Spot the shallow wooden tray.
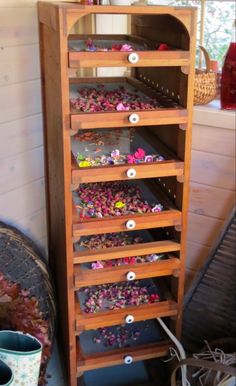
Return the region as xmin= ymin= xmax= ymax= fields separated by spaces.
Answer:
xmin=70 ymin=77 xmax=188 ymax=130
xmin=77 ymin=319 xmax=170 ymax=372
xmin=71 ymin=128 xmax=184 ymax=184
xmin=75 ymin=279 xmax=178 ymax=332
xmin=68 ymin=34 xmax=190 ymax=68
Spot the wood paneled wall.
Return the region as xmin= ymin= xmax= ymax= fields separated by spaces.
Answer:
xmin=185 ymin=121 xmax=235 ymax=290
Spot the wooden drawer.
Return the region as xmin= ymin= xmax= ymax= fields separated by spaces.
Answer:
xmin=74 ymin=257 xmax=180 ymax=287
xmin=70 ymin=77 xmax=188 ymax=130
xmin=72 ymin=160 xmax=184 ymax=185
xmin=68 ymin=34 xmax=190 ymax=69
xmin=72 ymin=179 xmax=182 ymax=236
xmin=75 ymin=299 xmax=178 ymax=332
xmin=77 ymin=319 xmax=170 ymax=372
xmin=71 ymin=110 xmax=188 ymax=130
xmin=73 ymin=209 xmax=181 ymax=237
xmin=71 ymin=125 xmax=184 ymax=184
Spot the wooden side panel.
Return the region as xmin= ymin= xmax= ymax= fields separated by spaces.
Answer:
xmin=39 ymin=5 xmax=76 ymax=386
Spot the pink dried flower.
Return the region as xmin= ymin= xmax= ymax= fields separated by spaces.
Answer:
xmin=120 ymin=44 xmax=133 ymax=52
xmin=91 ymin=261 xmax=104 ymax=270
xmin=116 ymin=102 xmax=129 ymax=111
xmin=127 ymin=154 xmax=136 ymax=164
xmin=134 ymin=148 xmax=146 ymax=160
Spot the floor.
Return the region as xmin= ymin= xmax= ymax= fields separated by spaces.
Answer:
xmin=46 ymin=342 xmax=66 ymax=386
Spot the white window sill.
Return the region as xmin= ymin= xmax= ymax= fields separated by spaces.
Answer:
xmin=193 ymin=99 xmax=235 ymax=130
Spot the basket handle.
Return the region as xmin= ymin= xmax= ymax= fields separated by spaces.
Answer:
xmin=198 ymin=45 xmax=211 ymax=72
xmin=171 ymin=358 xmax=236 ymax=386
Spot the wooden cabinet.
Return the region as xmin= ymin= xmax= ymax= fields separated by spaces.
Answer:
xmin=38 ymin=3 xmax=197 ymax=386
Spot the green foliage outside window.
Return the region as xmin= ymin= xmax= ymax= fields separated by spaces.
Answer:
xmin=170 ymin=0 xmax=235 ymax=68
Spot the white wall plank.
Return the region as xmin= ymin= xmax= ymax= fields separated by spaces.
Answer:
xmin=0 ymin=178 xmax=45 ymax=222
xmin=187 ymin=212 xmax=224 ymax=247
xmin=191 ymin=150 xmax=235 ymax=190
xmin=0 ymin=0 xmax=80 ymax=7
xmin=192 ymin=125 xmax=236 ymax=157
xmin=0 ymin=80 xmax=41 ymax=123
xmin=0 ymin=114 xmax=43 ymax=159
xmin=189 ymin=182 xmax=235 ymax=220
xmin=0 ymin=44 xmax=40 ymax=86
xmin=186 ymin=240 xmax=210 ymax=271
xmin=0 ymin=146 xmax=44 ymax=194
xmin=1 ymin=208 xmax=47 ymax=252
xmin=13 ymin=207 xmax=47 ymax=244
xmin=0 ymin=8 xmax=38 ymax=46
xmin=37 ymin=236 xmax=48 ymax=258
xmin=185 ymin=268 xmax=197 ymax=292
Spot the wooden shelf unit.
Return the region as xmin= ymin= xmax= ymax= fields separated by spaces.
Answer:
xmin=38 ymin=3 xmax=197 ymax=386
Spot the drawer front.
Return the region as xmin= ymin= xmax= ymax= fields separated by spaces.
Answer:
xmin=73 ymin=210 xmax=182 ymax=237
xmin=70 ymin=110 xmax=188 ymax=130
xmin=74 ymin=240 xmax=181 ymax=264
xmin=76 ymin=300 xmax=178 ymax=332
xmin=72 ymin=161 xmax=184 ymax=184
xmin=77 ymin=341 xmax=170 ymax=372
xmin=69 ymin=50 xmax=190 ymax=69
xmin=74 ymin=258 xmax=180 ymax=287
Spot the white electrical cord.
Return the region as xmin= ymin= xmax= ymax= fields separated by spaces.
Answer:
xmin=157 ymin=317 xmax=190 ymax=386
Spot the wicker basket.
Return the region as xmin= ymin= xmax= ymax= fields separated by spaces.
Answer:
xmin=194 ymin=46 xmax=217 ymax=105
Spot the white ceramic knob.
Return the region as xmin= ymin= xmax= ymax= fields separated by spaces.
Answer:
xmin=126 ymin=271 xmax=136 ymax=281
xmin=126 ymin=219 xmax=136 ymax=230
xmin=128 ymin=113 xmax=139 ymax=124
xmin=125 ymin=314 xmax=134 ymax=324
xmin=124 ymin=355 xmax=133 ymax=365
xmin=128 ymin=52 xmax=139 ymax=64
xmin=126 ymin=168 xmax=137 ymax=178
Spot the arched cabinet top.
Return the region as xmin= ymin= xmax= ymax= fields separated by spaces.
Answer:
xmin=38 ymin=2 xmax=197 ymax=46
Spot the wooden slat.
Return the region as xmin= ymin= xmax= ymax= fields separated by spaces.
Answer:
xmin=0 ymin=146 xmax=44 ymax=195
xmin=191 ymin=150 xmax=236 ymax=190
xmin=73 ymin=209 xmax=182 ymax=237
xmin=186 ymin=240 xmax=210 ymax=271
xmin=187 ymin=213 xmax=224 ymax=248
xmin=0 ymin=114 xmax=43 ymax=159
xmin=189 ymin=182 xmax=235 ymax=220
xmin=0 ymin=7 xmax=39 ymax=46
xmin=192 ymin=124 xmax=236 ymax=157
xmin=74 ymin=257 xmax=180 ymax=287
xmin=13 ymin=207 xmax=47 ymax=244
xmin=77 ymin=341 xmax=170 ymax=372
xmin=0 ymin=178 xmax=45 ymax=222
xmin=0 ymin=80 xmax=41 ymax=124
xmin=76 ymin=300 xmax=178 ymax=332
xmin=0 ymin=0 xmax=75 ymax=5
xmin=0 ymin=44 xmax=40 ymax=86
xmin=74 ymin=240 xmax=181 ymax=263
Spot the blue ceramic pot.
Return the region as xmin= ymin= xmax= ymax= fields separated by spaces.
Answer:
xmin=0 ymin=331 xmax=42 ymax=386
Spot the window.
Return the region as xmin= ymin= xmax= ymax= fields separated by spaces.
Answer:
xmin=171 ymin=0 xmax=235 ymax=68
